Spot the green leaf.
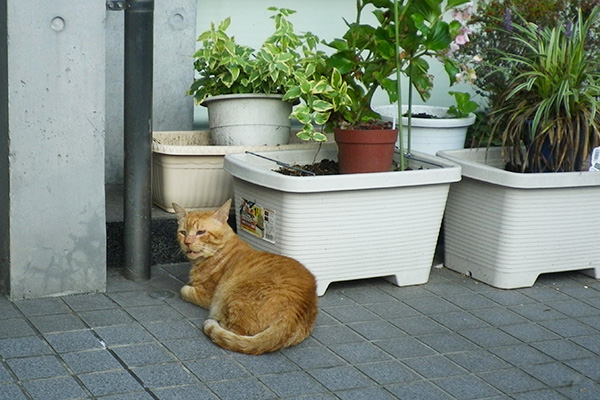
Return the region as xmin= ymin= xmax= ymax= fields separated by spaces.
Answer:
xmin=296 ymin=128 xmax=313 ymax=141
xmin=283 ymin=86 xmax=301 ymax=101
xmin=312 ymin=100 xmax=333 ymax=112
xmin=217 ymin=17 xmax=231 ymax=31
xmin=314 ymin=112 xmax=331 ymax=125
xmin=312 ymin=131 xmax=328 ymax=142
xmin=425 ymin=21 xmax=451 ymax=51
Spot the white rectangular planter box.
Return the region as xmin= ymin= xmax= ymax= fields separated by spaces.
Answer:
xmin=152 ymin=131 xmax=324 ymax=212
xmin=438 ymin=147 xmax=600 ymax=289
xmin=224 ymin=147 xmax=461 ymax=295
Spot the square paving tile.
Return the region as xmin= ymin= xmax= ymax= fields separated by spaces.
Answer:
xmin=94 ymin=324 xmax=155 ymax=347
xmin=478 ymin=369 xmax=547 ymax=394
xmin=374 ymin=337 xmax=437 ymax=359
xmin=500 ymin=323 xmax=562 ymax=343
xmin=347 ymin=321 xmax=406 ymax=340
xmin=60 ymin=349 xmax=123 ymax=374
xmin=386 ymin=379 xmax=454 ymax=400
xmin=13 ymin=298 xmax=70 ymax=317
xmin=61 ymin=293 xmax=118 ymax=312
xmin=445 ymin=351 xmax=512 ymax=372
xmin=207 ymin=378 xmax=275 ymax=400
xmin=185 ymin=357 xmax=249 ymax=382
xmin=0 ymin=318 xmax=36 ymax=339
xmin=531 ymin=339 xmax=596 ymax=361
xmin=132 ymin=363 xmax=199 ymax=388
xmin=44 ymin=330 xmax=105 ymax=353
xmin=355 ymin=360 xmax=419 ymax=385
xmin=162 ymin=337 xmax=226 ymax=360
xmin=401 ymin=355 xmax=467 ymax=379
xmin=29 ymin=314 xmax=86 ymax=334
xmin=328 ymin=342 xmax=391 ymax=364
xmin=0 ymin=383 xmax=28 ymax=400
xmin=336 ymin=386 xmax=399 ymax=400
xmin=0 ymin=336 xmax=54 ymax=359
xmin=322 ymin=305 xmax=381 ymax=324
xmin=433 ymin=374 xmax=501 ymax=400
xmin=391 ymin=315 xmax=450 ymax=336
xmin=79 ymin=370 xmax=143 ymax=397
xmin=522 ymin=362 xmax=587 ymax=388
xmin=111 ymin=343 xmax=175 ymax=367
xmin=6 ymin=355 xmax=69 ymax=381
xmin=282 ymin=345 xmax=346 ymax=370
xmin=260 ymin=371 xmax=327 ymax=397
xmin=311 ymin=324 xmax=365 ymax=345
xmin=142 ymin=320 xmax=200 ymax=341
xmin=151 ymin=384 xmax=218 ymax=400
xmin=22 ymin=376 xmax=88 ymax=400
xmin=308 ymin=365 xmax=374 ymax=392
xmin=233 ymin=352 xmax=299 ymax=376
xmin=78 ymin=309 xmax=134 ymax=327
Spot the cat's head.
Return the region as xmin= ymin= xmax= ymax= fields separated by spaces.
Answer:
xmin=172 ymin=200 xmax=233 ymax=261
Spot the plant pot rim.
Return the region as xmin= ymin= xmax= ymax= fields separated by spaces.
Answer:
xmin=375 ymin=104 xmax=476 ymax=128
xmin=438 ymin=147 xmax=600 ymax=189
xmin=202 ymin=93 xmax=286 ymax=106
xmin=224 ymin=145 xmax=461 ymax=193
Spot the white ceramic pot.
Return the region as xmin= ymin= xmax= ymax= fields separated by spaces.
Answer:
xmin=375 ymin=104 xmax=476 ymax=155
xmin=203 ymin=93 xmax=292 ymax=146
xmin=438 ymin=147 xmax=600 ymax=289
xmin=224 ymin=146 xmax=461 ymax=295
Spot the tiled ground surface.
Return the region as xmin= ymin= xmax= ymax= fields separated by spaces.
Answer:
xmin=1 ymin=264 xmax=600 ymax=400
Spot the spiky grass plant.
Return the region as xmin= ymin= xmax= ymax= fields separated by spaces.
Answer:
xmin=488 ymin=6 xmax=600 ymax=172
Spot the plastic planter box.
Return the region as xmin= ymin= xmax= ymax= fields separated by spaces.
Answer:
xmin=438 ymin=147 xmax=600 ymax=289
xmin=152 ymin=131 xmax=323 ymax=212
xmin=224 ymin=146 xmax=461 ymax=295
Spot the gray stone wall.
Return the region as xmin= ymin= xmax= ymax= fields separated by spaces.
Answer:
xmin=1 ymin=0 xmax=107 ymax=299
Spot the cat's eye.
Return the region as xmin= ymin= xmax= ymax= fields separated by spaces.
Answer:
xmin=196 ymin=230 xmax=206 ymax=236
xmin=178 ymin=230 xmax=186 ymax=236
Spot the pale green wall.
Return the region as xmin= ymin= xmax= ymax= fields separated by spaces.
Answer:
xmin=193 ymin=0 xmax=476 ymax=128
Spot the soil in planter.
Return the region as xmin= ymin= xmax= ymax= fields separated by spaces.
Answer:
xmin=403 ymin=112 xmax=441 ymax=119
xmin=275 ymin=159 xmax=410 ymax=176
xmin=276 ymin=159 xmax=340 ymax=176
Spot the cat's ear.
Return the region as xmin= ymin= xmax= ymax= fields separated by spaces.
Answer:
xmin=212 ymin=199 xmax=232 ymax=225
xmin=172 ymin=203 xmax=187 ymax=222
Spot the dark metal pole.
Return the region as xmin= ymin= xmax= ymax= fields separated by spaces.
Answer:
xmin=123 ymin=0 xmax=154 ymax=281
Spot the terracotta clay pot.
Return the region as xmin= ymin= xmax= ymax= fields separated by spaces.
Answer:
xmin=334 ymin=128 xmax=398 ymax=174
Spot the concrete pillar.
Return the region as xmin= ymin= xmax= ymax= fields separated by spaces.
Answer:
xmin=105 ymin=0 xmax=197 ymax=184
xmin=0 ymin=0 xmax=106 ymax=299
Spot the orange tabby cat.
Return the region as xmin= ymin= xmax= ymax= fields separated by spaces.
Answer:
xmin=173 ymin=200 xmax=318 ymax=355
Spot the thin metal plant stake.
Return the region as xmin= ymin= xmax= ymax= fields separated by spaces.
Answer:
xmin=394 ymin=0 xmax=406 ymax=170
xmin=245 ymin=151 xmax=316 ymax=176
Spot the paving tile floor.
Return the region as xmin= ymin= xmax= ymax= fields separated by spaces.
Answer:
xmin=1 ymin=264 xmax=600 ymax=400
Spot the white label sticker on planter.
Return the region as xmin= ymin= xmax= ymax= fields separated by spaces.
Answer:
xmin=240 ymin=199 xmax=276 ymax=243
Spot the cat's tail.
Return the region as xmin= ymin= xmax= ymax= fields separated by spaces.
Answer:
xmin=202 ymin=317 xmax=308 ymax=355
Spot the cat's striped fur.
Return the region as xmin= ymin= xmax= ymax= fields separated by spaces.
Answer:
xmin=173 ymin=200 xmax=318 ymax=355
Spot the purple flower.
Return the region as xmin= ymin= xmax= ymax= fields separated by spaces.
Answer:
xmin=503 ymin=8 xmax=513 ymax=32
xmin=565 ymin=21 xmax=572 ymax=38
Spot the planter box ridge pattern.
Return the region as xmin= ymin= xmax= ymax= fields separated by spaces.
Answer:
xmin=438 ymin=147 xmax=600 ymax=289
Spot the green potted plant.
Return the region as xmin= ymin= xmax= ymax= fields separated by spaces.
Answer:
xmin=222 ymin=0 xmax=475 ymax=295
xmin=187 ymin=7 xmax=333 ymax=146
xmin=438 ymin=1 xmax=600 ymax=288
xmin=301 ymin=0 xmax=476 ymax=172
